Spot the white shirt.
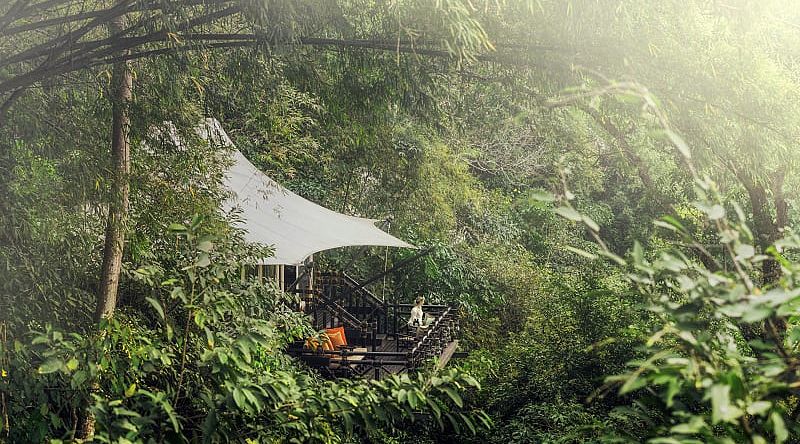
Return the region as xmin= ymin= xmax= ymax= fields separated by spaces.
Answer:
xmin=409 ymin=305 xmax=424 ymax=326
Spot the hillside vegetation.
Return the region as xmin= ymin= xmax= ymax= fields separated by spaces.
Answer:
xmin=2 ymin=1 xmax=800 ymax=443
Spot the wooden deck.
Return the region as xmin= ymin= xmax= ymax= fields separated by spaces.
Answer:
xmin=351 ymin=336 xmax=408 ymax=378
xmin=293 ymin=271 xmax=461 ymax=379
xmin=350 ymin=336 xmax=461 ymax=378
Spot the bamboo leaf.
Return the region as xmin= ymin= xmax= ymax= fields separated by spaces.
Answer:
xmin=554 ymin=206 xmax=582 ymax=222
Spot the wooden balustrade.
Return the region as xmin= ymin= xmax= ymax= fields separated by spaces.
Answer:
xmin=288 ymin=270 xmax=460 ymax=379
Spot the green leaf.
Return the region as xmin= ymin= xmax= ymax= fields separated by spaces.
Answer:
xmin=462 ymin=374 xmax=480 ymax=388
xmin=445 ymin=412 xmax=461 ymax=434
xmin=125 ymin=383 xmax=137 ymax=398
xmin=670 ymin=416 xmax=705 ymax=434
xmin=190 ymin=214 xmax=204 ymax=230
xmin=242 ymin=388 xmax=261 ymax=411
xmin=196 ymin=253 xmax=211 ymax=268
xmin=459 ymin=413 xmax=477 ymax=434
xmin=632 ymin=241 xmax=644 ymax=264
xmin=709 ymin=384 xmax=743 ymax=424
xmin=38 ymin=358 xmax=63 ymax=374
xmin=65 ymin=358 xmax=78 ymax=371
xmin=660 ymin=215 xmax=687 ymax=232
xmin=665 ymin=378 xmax=681 ymax=407
xmin=397 ymin=388 xmax=407 ymax=403
xmin=232 ymin=388 xmax=247 ymax=410
xmin=734 ymin=244 xmax=755 ymax=260
xmin=407 ymin=390 xmax=418 ymax=409
xmin=788 ymin=327 xmax=800 ymax=347
xmin=664 ymin=129 xmax=692 ymax=160
xmin=71 ymin=370 xmax=88 ymax=387
xmin=741 ymin=306 xmax=772 ymax=323
xmin=619 ymin=374 xmax=647 ymax=395
xmin=565 ymin=245 xmax=598 ymax=260
xmin=426 ymin=398 xmax=442 ymax=419
xmin=581 ymin=215 xmax=600 ymax=232
xmin=653 ymin=220 xmax=678 ymax=232
xmin=694 ymin=202 xmax=725 ymax=220
xmin=772 ymin=411 xmax=788 ymax=444
xmin=598 ymin=250 xmax=626 ymax=266
xmin=31 ymin=335 xmax=49 ymax=345
xmin=707 ymin=205 xmax=725 ymax=220
xmin=554 ymin=206 xmax=582 ymax=222
xmin=429 ymin=402 xmax=444 ymax=431
xmin=441 ymin=386 xmax=463 ymax=407
xmin=168 ymin=223 xmax=187 ymax=232
xmin=145 ymin=297 xmax=165 ymax=320
xmin=197 ymin=240 xmax=214 ymax=252
xmin=746 ymin=401 xmax=771 ymax=416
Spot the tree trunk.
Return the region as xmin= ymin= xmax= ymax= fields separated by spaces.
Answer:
xmin=95 ymin=15 xmax=132 ymax=322
xmin=731 ymin=165 xmax=785 ymax=286
xmin=77 ymin=12 xmax=131 ymax=441
xmin=728 ymin=163 xmax=789 ymax=340
xmin=764 ymin=166 xmax=789 ymax=285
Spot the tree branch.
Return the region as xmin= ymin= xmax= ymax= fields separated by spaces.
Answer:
xmin=13 ymin=0 xmax=78 ymax=18
xmin=580 ymin=105 xmax=657 ymax=192
xmin=0 ymin=0 xmax=32 ymax=33
xmin=0 ymin=88 xmax=25 ymax=127
xmin=0 ymin=4 xmax=240 ymax=97
xmin=0 ymin=33 xmax=461 ymax=94
xmin=3 ymin=8 xmax=103 ymax=35
xmin=1 ymin=0 xmax=235 ymax=36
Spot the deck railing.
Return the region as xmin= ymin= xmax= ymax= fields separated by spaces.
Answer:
xmin=316 ymin=272 xmax=390 ymax=334
xmin=289 ymin=301 xmax=459 ymax=379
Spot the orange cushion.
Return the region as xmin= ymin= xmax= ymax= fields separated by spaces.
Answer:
xmin=326 ymin=330 xmax=346 ymax=349
xmin=325 ymin=327 xmax=347 ymax=346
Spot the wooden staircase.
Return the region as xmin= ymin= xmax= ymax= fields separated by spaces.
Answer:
xmin=291 ymin=270 xmax=461 ymax=379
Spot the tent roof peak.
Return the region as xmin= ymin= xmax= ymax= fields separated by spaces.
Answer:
xmin=193 ymin=118 xmax=415 ymax=265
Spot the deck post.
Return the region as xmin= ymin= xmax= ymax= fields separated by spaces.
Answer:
xmin=393 ymin=301 xmax=399 ymax=351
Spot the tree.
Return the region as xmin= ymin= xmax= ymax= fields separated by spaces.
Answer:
xmin=96 ymin=15 xmax=132 ymax=321
xmin=0 ymin=0 xmax=496 ymax=322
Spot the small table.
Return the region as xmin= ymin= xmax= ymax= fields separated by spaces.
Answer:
xmin=330 ymin=347 xmax=368 ymax=368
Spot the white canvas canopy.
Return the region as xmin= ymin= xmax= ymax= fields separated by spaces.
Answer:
xmin=197 ymin=118 xmax=415 ymax=265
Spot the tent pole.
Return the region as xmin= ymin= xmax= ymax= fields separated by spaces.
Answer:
xmin=381 ymin=220 xmax=391 ymax=300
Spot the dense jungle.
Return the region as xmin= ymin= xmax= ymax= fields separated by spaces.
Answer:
xmin=3 ymin=1 xmax=800 ymax=443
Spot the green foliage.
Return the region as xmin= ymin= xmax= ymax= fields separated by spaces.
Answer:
xmin=6 ymin=1 xmax=800 ymax=443
xmin=544 ymin=86 xmax=800 ymax=442
xmin=1 ymin=219 xmax=485 ymax=442
xmin=451 ymin=266 xmax=648 ymax=444
xmin=604 ymin=181 xmax=800 ymax=443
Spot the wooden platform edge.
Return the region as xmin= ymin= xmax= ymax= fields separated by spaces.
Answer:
xmin=435 ymin=340 xmax=459 ymax=370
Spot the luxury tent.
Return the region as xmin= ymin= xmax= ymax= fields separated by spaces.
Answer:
xmin=194 ymin=118 xmax=415 ymax=266
xmin=186 ymin=119 xmax=458 ymax=379
xmin=152 ymin=119 xmax=458 ymax=379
